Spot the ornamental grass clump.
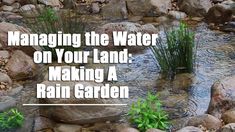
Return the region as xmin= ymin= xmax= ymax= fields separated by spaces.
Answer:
xmin=128 ymin=92 xmax=169 ymax=131
xmin=151 ymin=22 xmax=196 ymax=78
xmin=23 ymin=7 xmax=85 ymax=59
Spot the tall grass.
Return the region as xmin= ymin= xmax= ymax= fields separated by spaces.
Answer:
xmin=151 ymin=22 xmax=196 ymax=78
xmin=22 ymin=7 xmax=85 ymax=59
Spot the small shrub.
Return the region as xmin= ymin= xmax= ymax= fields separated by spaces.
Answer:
xmin=151 ymin=22 xmax=196 ymax=78
xmin=23 ymin=7 xmax=85 ymax=59
xmin=128 ymin=92 xmax=169 ymax=131
xmin=0 ymin=108 xmax=24 ymax=131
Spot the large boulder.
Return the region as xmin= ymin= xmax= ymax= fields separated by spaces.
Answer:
xmin=205 ymin=5 xmax=233 ymax=24
xmin=126 ymin=0 xmax=171 ymax=17
xmin=177 ymin=0 xmax=212 ymax=17
xmin=6 ymin=50 xmax=37 ymax=81
xmin=207 ymin=76 xmax=235 ymax=118
xmin=0 ymin=22 xmax=38 ymax=56
xmin=187 ymin=114 xmax=222 ymax=130
xmin=101 ymin=0 xmax=127 ymax=20
xmin=39 ymin=81 xmax=122 ymax=125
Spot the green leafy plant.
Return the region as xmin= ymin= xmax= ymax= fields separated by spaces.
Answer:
xmin=23 ymin=7 xmax=85 ymax=59
xmin=151 ymin=22 xmax=196 ymax=78
xmin=0 ymin=108 xmax=24 ymax=131
xmin=128 ymin=92 xmax=169 ymax=131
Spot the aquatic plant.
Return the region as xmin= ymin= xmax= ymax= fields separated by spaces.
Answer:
xmin=151 ymin=22 xmax=196 ymax=78
xmin=0 ymin=108 xmax=24 ymax=131
xmin=23 ymin=7 xmax=85 ymax=59
xmin=128 ymin=92 xmax=169 ymax=131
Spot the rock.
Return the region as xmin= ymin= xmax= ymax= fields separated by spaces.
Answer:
xmin=0 ymin=72 xmax=12 ymax=85
xmin=12 ymin=2 xmax=21 ymax=9
xmin=101 ymin=0 xmax=127 ymax=20
xmin=91 ymin=3 xmax=100 ymax=14
xmin=95 ymin=22 xmax=158 ymax=52
xmin=221 ymin=21 xmax=235 ymax=32
xmin=1 ymin=5 xmax=14 ymax=12
xmin=118 ymin=127 xmax=139 ymax=132
xmin=222 ymin=110 xmax=235 ymax=124
xmin=0 ymin=50 xmax=10 ymax=59
xmin=176 ymin=126 xmax=203 ymax=132
xmin=207 ymin=76 xmax=235 ymax=118
xmin=0 ymin=22 xmax=38 ymax=56
xmin=168 ymin=11 xmax=187 ymax=20
xmin=19 ymin=4 xmax=37 ymax=17
xmin=187 ymin=114 xmax=222 ymax=130
xmin=146 ymin=128 xmax=164 ymax=132
xmin=220 ymin=0 xmax=235 ymax=15
xmin=221 ymin=123 xmax=235 ymax=132
xmin=34 ymin=117 xmax=54 ymax=131
xmin=177 ymin=0 xmax=212 ymax=17
xmin=38 ymin=0 xmax=62 ymax=7
xmin=54 ymin=124 xmax=82 ymax=132
xmin=206 ymin=5 xmax=233 ymax=24
xmin=2 ymin=0 xmax=16 ymax=5
xmin=6 ymin=50 xmax=37 ymax=80
xmin=126 ymin=0 xmax=171 ymax=16
xmin=63 ymin=0 xmax=76 ymax=9
xmin=39 ymin=81 xmax=122 ymax=125
xmin=0 ymin=96 xmax=16 ymax=112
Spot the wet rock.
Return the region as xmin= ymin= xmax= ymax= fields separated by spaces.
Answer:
xmin=101 ymin=0 xmax=127 ymax=20
xmin=207 ymin=75 xmax=235 ymax=118
xmin=6 ymin=50 xmax=37 ymax=80
xmin=0 ymin=72 xmax=12 ymax=85
xmin=168 ymin=11 xmax=187 ymax=20
xmin=177 ymin=0 xmax=212 ymax=17
xmin=54 ymin=124 xmax=82 ymax=132
xmin=91 ymin=3 xmax=100 ymax=14
xmin=146 ymin=128 xmax=164 ymax=132
xmin=187 ymin=114 xmax=222 ymax=130
xmin=126 ymin=0 xmax=171 ymax=16
xmin=34 ymin=116 xmax=54 ymax=131
xmin=222 ymin=109 xmax=235 ymax=124
xmin=0 ymin=50 xmax=10 ymax=59
xmin=0 ymin=96 xmax=16 ymax=112
xmin=206 ymin=5 xmax=233 ymax=24
xmin=118 ymin=127 xmax=139 ymax=132
xmin=176 ymin=126 xmax=203 ymax=132
xmin=1 ymin=5 xmax=14 ymax=12
xmin=40 ymin=81 xmax=122 ymax=125
xmin=38 ymin=0 xmax=62 ymax=7
xmin=2 ymin=0 xmax=16 ymax=5
xmin=221 ymin=123 xmax=235 ymax=132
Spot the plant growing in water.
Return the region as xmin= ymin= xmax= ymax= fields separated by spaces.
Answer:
xmin=0 ymin=108 xmax=24 ymax=131
xmin=151 ymin=22 xmax=196 ymax=78
xmin=23 ymin=7 xmax=85 ymax=59
xmin=128 ymin=92 xmax=169 ymax=131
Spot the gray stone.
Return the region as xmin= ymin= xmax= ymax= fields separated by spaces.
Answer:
xmin=0 ymin=72 xmax=12 ymax=85
xmin=0 ymin=50 xmax=10 ymax=59
xmin=176 ymin=126 xmax=203 ymax=132
xmin=38 ymin=0 xmax=62 ymax=7
xmin=169 ymin=11 xmax=187 ymax=20
xmin=91 ymin=3 xmax=100 ymax=14
xmin=178 ymin=0 xmax=212 ymax=17
xmin=2 ymin=0 xmax=16 ymax=5
xmin=0 ymin=96 xmax=16 ymax=112
xmin=1 ymin=5 xmax=14 ymax=12
xmin=221 ymin=123 xmax=235 ymax=132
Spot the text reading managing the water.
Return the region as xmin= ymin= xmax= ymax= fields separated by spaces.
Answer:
xmin=8 ymin=31 xmax=159 ymax=100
